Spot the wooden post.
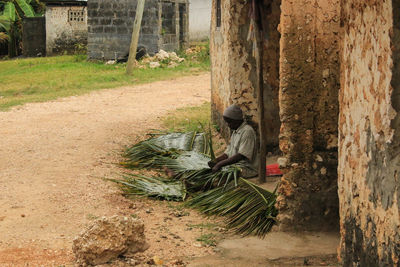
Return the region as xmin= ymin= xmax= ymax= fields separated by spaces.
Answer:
xmin=126 ymin=0 xmax=146 ymax=75
xmin=255 ymin=5 xmax=267 ymax=184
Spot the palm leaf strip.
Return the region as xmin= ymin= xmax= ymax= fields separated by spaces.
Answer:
xmin=122 ymin=132 xmax=208 ymax=169
xmin=160 ymin=152 xmax=240 ymax=191
xmin=110 ymin=174 xmax=186 ymax=201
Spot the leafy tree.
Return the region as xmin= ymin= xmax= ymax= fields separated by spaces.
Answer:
xmin=0 ymin=0 xmax=39 ymax=57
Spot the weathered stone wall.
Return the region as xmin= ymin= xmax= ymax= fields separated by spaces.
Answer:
xmin=45 ymin=5 xmax=88 ymax=55
xmin=87 ymin=0 xmax=188 ymax=60
xmin=276 ymin=0 xmax=340 ymax=231
xmin=22 ymin=17 xmax=46 ymax=57
xmin=210 ymin=0 xmax=281 ymax=149
xmin=339 ymin=0 xmax=400 ymax=265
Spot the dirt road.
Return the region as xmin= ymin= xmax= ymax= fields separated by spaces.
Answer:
xmin=0 ymin=74 xmax=213 ymax=266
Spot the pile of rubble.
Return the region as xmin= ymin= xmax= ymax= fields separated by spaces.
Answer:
xmin=105 ymin=49 xmax=185 ymax=69
xmin=140 ymin=50 xmax=185 ymax=69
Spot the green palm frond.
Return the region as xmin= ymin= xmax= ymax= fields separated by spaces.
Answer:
xmin=121 ymin=141 xmax=180 ymax=169
xmin=122 ymin=132 xmax=211 ymax=169
xmin=15 ymin=0 xmax=35 ymax=17
xmin=0 ymin=32 xmax=8 ymax=43
xmin=0 ymin=19 xmax=9 ymax=31
xmin=3 ymin=2 xmax=16 ymax=22
xmin=110 ymin=174 xmax=186 ymax=201
xmin=187 ymin=178 xmax=278 ymax=237
xmin=156 ymin=151 xmax=240 ymax=190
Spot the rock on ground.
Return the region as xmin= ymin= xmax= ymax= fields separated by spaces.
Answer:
xmin=72 ymin=215 xmax=149 ymax=266
xmin=149 ymin=62 xmax=161 ymax=68
xmin=155 ymin=50 xmax=170 ymax=61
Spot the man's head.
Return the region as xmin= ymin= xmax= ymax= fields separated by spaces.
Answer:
xmin=223 ymin=104 xmax=244 ymax=130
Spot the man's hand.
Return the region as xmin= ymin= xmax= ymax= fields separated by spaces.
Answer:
xmin=210 ymin=154 xmax=245 ymax=173
xmin=208 ymin=154 xmax=229 ymax=171
xmin=212 ymin=162 xmax=223 ymax=173
xmin=207 ymin=160 xmax=216 ymax=168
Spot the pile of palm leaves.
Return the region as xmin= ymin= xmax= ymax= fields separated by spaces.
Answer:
xmin=116 ymin=130 xmax=278 ymax=237
xmin=122 ymin=131 xmax=213 ymax=169
xmin=111 ymin=173 xmax=186 ymax=201
xmin=186 ymin=178 xmax=277 ymax=237
xmin=121 ymin=131 xmax=238 ymax=190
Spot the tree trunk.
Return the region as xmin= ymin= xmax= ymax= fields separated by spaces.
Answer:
xmin=8 ymin=23 xmax=17 ymax=58
xmin=254 ymin=2 xmax=266 ymax=184
xmin=126 ymin=0 xmax=146 ymax=75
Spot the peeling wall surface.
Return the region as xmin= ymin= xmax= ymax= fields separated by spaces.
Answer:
xmin=46 ymin=5 xmax=88 ymax=55
xmin=210 ymin=0 xmax=281 ymax=148
xmin=339 ymin=0 xmax=400 ymax=265
xmin=276 ymin=0 xmax=340 ymax=231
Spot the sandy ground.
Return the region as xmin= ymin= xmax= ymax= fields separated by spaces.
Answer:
xmin=0 ymin=73 xmax=219 ymax=266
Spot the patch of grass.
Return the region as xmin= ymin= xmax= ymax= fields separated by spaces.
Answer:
xmin=162 ymin=102 xmax=211 ymax=132
xmin=187 ymin=222 xmax=220 ymax=230
xmin=196 ymin=233 xmax=217 ymax=247
xmin=86 ymin=214 xmax=99 ymax=220
xmin=130 ymin=213 xmax=140 ymax=219
xmin=0 ymin=47 xmax=210 ymax=111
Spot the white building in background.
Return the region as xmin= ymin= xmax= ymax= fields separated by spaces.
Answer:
xmin=42 ymin=0 xmax=88 ymax=55
xmin=189 ymin=0 xmax=211 ymax=41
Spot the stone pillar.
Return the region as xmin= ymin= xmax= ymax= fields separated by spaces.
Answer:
xmin=277 ymin=0 xmax=340 ymax=231
xmin=210 ymin=0 xmax=281 ymax=149
xmin=339 ymin=0 xmax=400 ymax=265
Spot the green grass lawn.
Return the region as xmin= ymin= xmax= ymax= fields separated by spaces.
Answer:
xmin=162 ymin=102 xmax=211 ymax=132
xmin=0 ymin=48 xmax=210 ymax=111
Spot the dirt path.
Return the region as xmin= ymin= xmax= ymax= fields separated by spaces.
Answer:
xmin=0 ymin=73 xmax=214 ymax=266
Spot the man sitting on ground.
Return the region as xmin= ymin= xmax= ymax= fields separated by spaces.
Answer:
xmin=208 ymin=104 xmax=258 ymax=178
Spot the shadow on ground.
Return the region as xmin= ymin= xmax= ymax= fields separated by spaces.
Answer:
xmin=189 ymin=231 xmax=340 ymax=266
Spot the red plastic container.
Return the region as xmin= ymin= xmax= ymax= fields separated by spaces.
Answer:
xmin=266 ymin=163 xmax=283 ymax=176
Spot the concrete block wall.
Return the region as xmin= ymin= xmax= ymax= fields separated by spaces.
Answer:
xmin=87 ymin=0 xmax=188 ymax=60
xmin=87 ymin=0 xmax=160 ymax=60
xmin=22 ymin=17 xmax=46 ymax=57
xmin=339 ymin=0 xmax=400 ymax=265
xmin=276 ymin=0 xmax=340 ymax=231
xmin=159 ymin=1 xmax=180 ymax=51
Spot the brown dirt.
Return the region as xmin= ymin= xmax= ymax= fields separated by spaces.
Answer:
xmin=0 ymin=73 xmax=222 ymax=266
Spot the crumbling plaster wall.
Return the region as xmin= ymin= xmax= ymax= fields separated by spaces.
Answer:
xmin=339 ymin=0 xmax=400 ymax=265
xmin=210 ymin=0 xmax=281 ymax=148
xmin=46 ymin=5 xmax=87 ymax=55
xmin=276 ymin=0 xmax=340 ymax=231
